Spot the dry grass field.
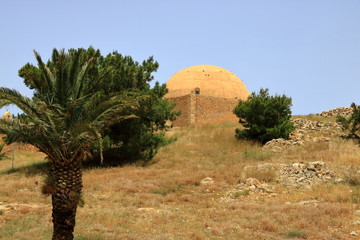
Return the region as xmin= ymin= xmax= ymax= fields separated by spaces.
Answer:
xmin=1 ymin=117 xmax=360 ymax=239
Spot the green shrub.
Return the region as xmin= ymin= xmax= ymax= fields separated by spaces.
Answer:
xmin=286 ymin=230 xmax=308 ymax=239
xmin=351 ymin=187 xmax=360 ymax=203
xmin=234 ymin=88 xmax=295 ymax=144
xmin=337 ymin=102 xmax=360 ymax=144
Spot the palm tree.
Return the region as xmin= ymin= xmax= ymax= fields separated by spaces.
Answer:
xmin=0 ymin=49 xmax=139 ymax=240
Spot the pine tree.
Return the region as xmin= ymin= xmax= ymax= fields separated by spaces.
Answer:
xmin=234 ymin=88 xmax=295 ymax=144
xmin=337 ymin=103 xmax=360 ymax=144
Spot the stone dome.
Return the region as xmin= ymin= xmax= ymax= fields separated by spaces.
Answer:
xmin=2 ymin=109 xmax=12 ymax=121
xmin=165 ymin=65 xmax=250 ymax=100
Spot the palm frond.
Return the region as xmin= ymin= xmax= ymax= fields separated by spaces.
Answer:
xmin=51 ymin=48 xmax=59 ymax=63
xmin=73 ymin=58 xmax=91 ymax=100
xmin=85 ymin=93 xmax=141 ymax=128
xmin=33 ymin=50 xmax=55 ymax=94
xmin=67 ymin=123 xmax=104 ymax=163
xmin=68 ymin=50 xmax=82 ymax=100
xmin=0 ymin=87 xmax=42 ymax=118
xmin=54 ymin=49 xmax=68 ymax=106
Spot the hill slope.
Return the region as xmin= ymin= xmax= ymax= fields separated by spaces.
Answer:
xmin=1 ymin=114 xmax=360 ymax=239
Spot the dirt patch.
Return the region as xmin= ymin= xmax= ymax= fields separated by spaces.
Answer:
xmin=0 ymin=201 xmax=49 ymax=213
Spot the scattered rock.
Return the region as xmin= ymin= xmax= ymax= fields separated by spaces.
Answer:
xmin=284 ymin=200 xmax=319 ymax=205
xmin=352 ymin=220 xmax=360 ymax=225
xmin=200 ymin=177 xmax=214 ymax=185
xmin=334 ymin=178 xmax=345 ymax=184
xmin=263 ymin=138 xmax=303 ymax=152
xmin=242 ymin=161 xmax=336 ymax=189
xmin=263 ymin=118 xmax=342 ymax=152
xmin=291 ymin=118 xmax=342 ymax=132
xmin=296 ymin=200 xmax=318 ymax=205
xmin=224 ymin=177 xmax=275 ymax=199
xmin=350 ymin=231 xmax=358 ymax=236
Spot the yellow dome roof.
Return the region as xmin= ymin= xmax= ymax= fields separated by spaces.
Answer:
xmin=2 ymin=110 xmax=12 ymax=120
xmin=165 ymin=65 xmax=249 ymax=100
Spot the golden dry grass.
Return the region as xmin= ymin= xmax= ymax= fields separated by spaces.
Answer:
xmin=1 ymin=120 xmax=360 ymax=239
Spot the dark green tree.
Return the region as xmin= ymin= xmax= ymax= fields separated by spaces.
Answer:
xmin=106 ymin=82 xmax=178 ymax=162
xmin=0 ymin=49 xmax=140 ymax=239
xmin=0 ymin=143 xmax=9 ymax=160
xmin=19 ymin=47 xmax=179 ymax=164
xmin=234 ymin=88 xmax=295 ymax=144
xmin=337 ymin=103 xmax=360 ymax=144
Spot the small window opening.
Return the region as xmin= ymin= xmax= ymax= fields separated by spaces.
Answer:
xmin=195 ymin=87 xmax=200 ymax=95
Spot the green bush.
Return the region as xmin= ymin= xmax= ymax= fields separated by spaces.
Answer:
xmin=337 ymin=103 xmax=360 ymax=144
xmin=234 ymin=88 xmax=295 ymax=144
xmin=286 ymin=230 xmax=308 ymax=239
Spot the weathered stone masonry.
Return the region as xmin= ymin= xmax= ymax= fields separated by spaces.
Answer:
xmin=167 ymin=93 xmax=239 ymax=126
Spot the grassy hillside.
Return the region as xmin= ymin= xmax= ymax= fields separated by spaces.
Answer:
xmin=1 ymin=118 xmax=360 ymax=239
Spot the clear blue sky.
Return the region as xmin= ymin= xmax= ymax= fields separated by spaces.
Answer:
xmin=0 ymin=0 xmax=359 ymax=115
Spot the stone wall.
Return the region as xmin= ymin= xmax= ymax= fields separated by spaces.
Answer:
xmin=194 ymin=95 xmax=239 ymax=124
xmin=167 ymin=94 xmax=240 ymax=126
xmin=167 ymin=95 xmax=192 ymax=126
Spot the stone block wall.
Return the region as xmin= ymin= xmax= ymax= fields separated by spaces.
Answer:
xmin=167 ymin=95 xmax=192 ymax=126
xmin=167 ymin=94 xmax=240 ymax=126
xmin=194 ymin=95 xmax=239 ymax=124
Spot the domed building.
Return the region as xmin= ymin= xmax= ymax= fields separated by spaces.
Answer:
xmin=165 ymin=65 xmax=250 ymax=126
xmin=2 ymin=109 xmax=12 ymax=121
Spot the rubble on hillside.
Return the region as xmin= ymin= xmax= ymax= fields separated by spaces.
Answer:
xmin=223 ymin=177 xmax=276 ymax=201
xmin=317 ymin=106 xmax=353 ymax=118
xmin=241 ymin=161 xmax=339 ymax=190
xmin=291 ymin=118 xmax=342 ymax=140
xmin=278 ymin=161 xmax=336 ymax=189
xmin=222 ymin=161 xmax=340 ymax=202
xmin=291 ymin=118 xmax=342 ymax=131
xmin=263 ymin=118 xmax=341 ymax=152
xmin=262 ymin=106 xmax=352 ymax=152
xmin=262 ymin=138 xmax=303 ymax=152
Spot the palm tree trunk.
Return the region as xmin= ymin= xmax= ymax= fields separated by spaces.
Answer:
xmin=50 ymin=160 xmax=83 ymax=240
